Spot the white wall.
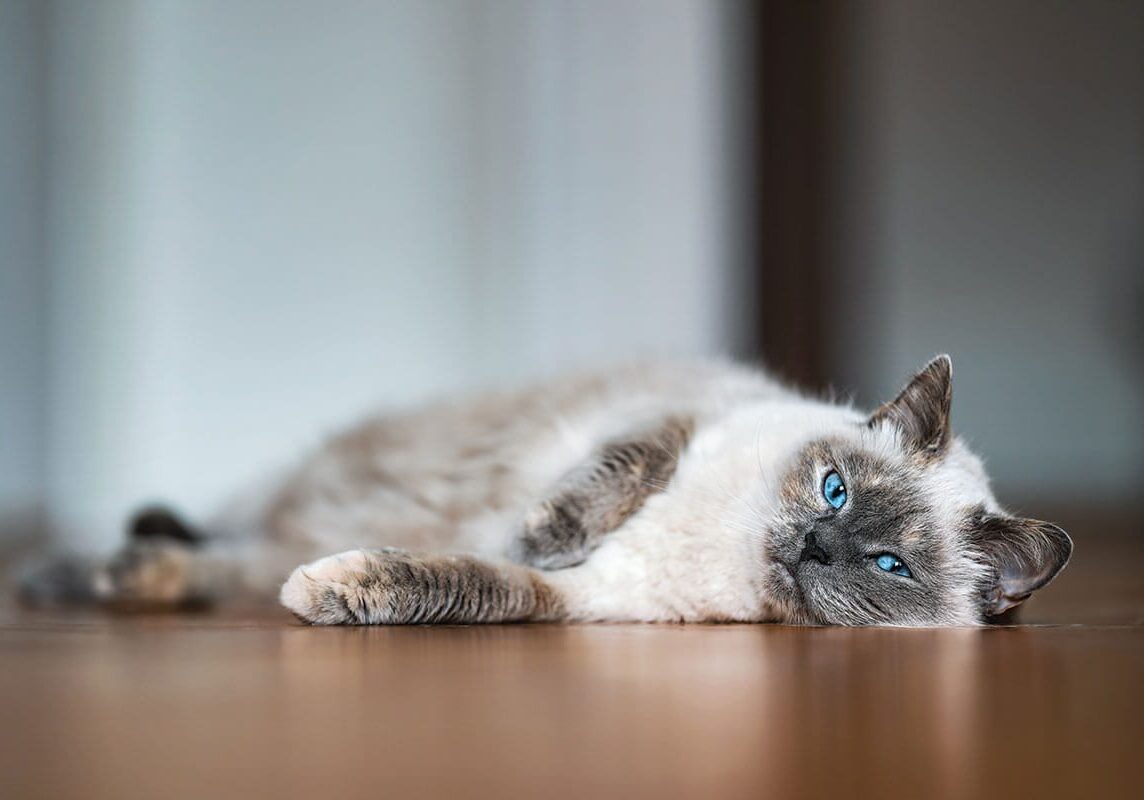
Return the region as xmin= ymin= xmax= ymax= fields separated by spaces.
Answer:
xmin=0 ymin=0 xmax=45 ymax=542
xmin=34 ymin=0 xmax=747 ymax=548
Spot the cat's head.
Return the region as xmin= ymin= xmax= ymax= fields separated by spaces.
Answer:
xmin=763 ymin=356 xmax=1072 ymax=626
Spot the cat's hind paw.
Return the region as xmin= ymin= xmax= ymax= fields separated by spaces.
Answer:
xmin=18 ymin=554 xmax=102 ymax=607
xmin=19 ymin=543 xmax=209 ymax=610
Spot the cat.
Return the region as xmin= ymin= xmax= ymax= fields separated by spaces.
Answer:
xmin=20 ymin=355 xmax=1072 ymax=626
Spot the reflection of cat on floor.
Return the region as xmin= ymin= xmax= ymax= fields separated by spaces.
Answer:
xmin=23 ymin=356 xmax=1071 ymax=627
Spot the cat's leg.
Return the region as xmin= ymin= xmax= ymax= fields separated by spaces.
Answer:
xmin=20 ymin=542 xmax=234 ymax=609
xmin=510 ymin=415 xmax=693 ymax=569
xmin=19 ymin=507 xmax=248 ymax=608
xmin=279 ymin=549 xmax=565 ymax=624
xmin=278 ymin=540 xmax=734 ymax=625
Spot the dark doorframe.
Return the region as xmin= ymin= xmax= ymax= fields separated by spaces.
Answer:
xmin=757 ymin=0 xmax=840 ymax=393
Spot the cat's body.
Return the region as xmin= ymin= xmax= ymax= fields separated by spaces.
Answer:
xmin=22 ymin=357 xmax=1072 ymax=626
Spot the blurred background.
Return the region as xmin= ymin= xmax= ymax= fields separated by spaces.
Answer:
xmin=1 ymin=0 xmax=1141 ymax=554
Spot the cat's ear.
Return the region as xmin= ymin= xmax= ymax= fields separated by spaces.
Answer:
xmin=971 ymin=514 xmax=1073 ymax=616
xmin=868 ymin=355 xmax=953 ymax=458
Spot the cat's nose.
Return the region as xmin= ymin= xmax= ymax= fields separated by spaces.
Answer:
xmin=799 ymin=531 xmax=832 ymax=565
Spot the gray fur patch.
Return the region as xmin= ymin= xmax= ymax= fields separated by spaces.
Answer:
xmin=511 ymin=416 xmax=694 ymax=569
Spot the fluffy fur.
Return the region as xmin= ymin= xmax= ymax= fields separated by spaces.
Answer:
xmin=20 ymin=357 xmax=1072 ymax=626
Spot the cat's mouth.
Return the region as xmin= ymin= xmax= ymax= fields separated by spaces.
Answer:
xmin=763 ymin=559 xmax=822 ymax=624
xmin=765 ymin=532 xmax=831 ymax=614
xmin=771 ymin=559 xmax=805 ymax=598
xmin=772 ymin=560 xmax=833 ymax=624
xmin=774 ymin=559 xmax=798 ymax=582
xmin=764 ymin=532 xmax=821 ymax=618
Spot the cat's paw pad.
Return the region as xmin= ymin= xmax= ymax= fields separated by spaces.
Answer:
xmin=280 ymin=550 xmax=387 ymax=625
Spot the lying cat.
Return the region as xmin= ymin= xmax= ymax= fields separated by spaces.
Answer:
xmin=21 ymin=356 xmax=1071 ymax=626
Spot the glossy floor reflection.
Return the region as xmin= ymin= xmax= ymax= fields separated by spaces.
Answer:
xmin=1 ymin=530 xmax=1141 ymax=799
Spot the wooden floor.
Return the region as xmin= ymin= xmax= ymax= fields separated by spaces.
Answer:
xmin=2 ymin=521 xmax=1141 ymax=799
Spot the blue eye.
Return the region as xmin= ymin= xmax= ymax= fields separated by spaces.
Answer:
xmin=822 ymin=471 xmax=847 ymax=510
xmin=875 ymin=553 xmax=912 ymax=578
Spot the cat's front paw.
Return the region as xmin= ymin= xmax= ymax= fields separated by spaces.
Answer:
xmin=279 ymin=550 xmax=384 ymax=624
xmin=281 ymin=549 xmax=545 ymax=626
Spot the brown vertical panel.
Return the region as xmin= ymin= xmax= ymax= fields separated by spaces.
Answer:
xmin=758 ymin=0 xmax=840 ymax=391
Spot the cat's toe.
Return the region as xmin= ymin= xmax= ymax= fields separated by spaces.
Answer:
xmin=279 ymin=550 xmax=378 ymax=625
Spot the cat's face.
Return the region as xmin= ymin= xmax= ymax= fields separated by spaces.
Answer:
xmin=762 ymin=356 xmax=1072 ymax=626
